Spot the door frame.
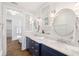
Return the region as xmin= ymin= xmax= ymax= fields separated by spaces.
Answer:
xmin=2 ymin=2 xmax=24 ymax=55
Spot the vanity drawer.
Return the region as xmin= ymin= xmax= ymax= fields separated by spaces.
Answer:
xmin=33 ymin=49 xmax=40 ymax=56
xmin=34 ymin=42 xmax=41 ymax=56
xmin=31 ymin=40 xmax=35 ymax=44
xmin=34 ymin=42 xmax=40 ymax=49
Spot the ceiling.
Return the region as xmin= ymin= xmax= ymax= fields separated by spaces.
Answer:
xmin=10 ymin=2 xmax=79 ymax=16
xmin=16 ymin=2 xmax=46 ymax=13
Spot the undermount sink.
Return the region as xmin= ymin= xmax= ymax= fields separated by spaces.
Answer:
xmin=34 ymin=34 xmax=42 ymax=37
xmin=34 ymin=33 xmax=44 ymax=37
xmin=33 ymin=33 xmax=44 ymax=39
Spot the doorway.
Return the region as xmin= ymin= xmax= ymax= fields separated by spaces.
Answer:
xmin=6 ymin=19 xmax=12 ymax=39
xmin=6 ymin=19 xmax=13 ymax=55
xmin=6 ymin=8 xmax=31 ymax=56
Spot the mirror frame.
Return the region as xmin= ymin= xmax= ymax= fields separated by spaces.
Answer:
xmin=53 ymin=8 xmax=76 ymax=36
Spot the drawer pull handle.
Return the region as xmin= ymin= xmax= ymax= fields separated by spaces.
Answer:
xmin=35 ymin=50 xmax=38 ymax=52
xmin=32 ymin=41 xmax=34 ymax=43
xmin=35 ymin=44 xmax=38 ymax=46
xmin=32 ymin=47 xmax=34 ymax=49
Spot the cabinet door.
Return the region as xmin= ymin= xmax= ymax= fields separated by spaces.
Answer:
xmin=30 ymin=40 xmax=40 ymax=56
xmin=29 ymin=39 xmax=35 ymax=55
xmin=41 ymin=44 xmax=66 ymax=56
xmin=34 ymin=42 xmax=41 ymax=56
xmin=41 ymin=50 xmax=56 ymax=56
xmin=41 ymin=44 xmax=56 ymax=56
xmin=26 ymin=37 xmax=30 ymax=50
xmin=26 ymin=37 xmax=41 ymax=56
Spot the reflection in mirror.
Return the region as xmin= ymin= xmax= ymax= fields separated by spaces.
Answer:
xmin=33 ymin=19 xmax=39 ymax=32
xmin=29 ymin=16 xmax=40 ymax=33
xmin=43 ymin=17 xmax=49 ymax=25
xmin=53 ymin=9 xmax=76 ymax=36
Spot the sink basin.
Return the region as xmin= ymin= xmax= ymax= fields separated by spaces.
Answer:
xmin=33 ymin=33 xmax=44 ymax=37
xmin=34 ymin=34 xmax=42 ymax=37
xmin=33 ymin=33 xmax=44 ymax=39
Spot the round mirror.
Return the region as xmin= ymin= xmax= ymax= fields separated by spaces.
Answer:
xmin=53 ymin=9 xmax=76 ymax=36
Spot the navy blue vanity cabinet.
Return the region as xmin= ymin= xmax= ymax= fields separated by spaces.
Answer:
xmin=26 ymin=37 xmax=66 ymax=56
xmin=26 ymin=37 xmax=41 ymax=56
xmin=41 ymin=44 xmax=67 ymax=56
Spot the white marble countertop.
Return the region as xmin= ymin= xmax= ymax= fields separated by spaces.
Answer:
xmin=23 ymin=32 xmax=79 ymax=56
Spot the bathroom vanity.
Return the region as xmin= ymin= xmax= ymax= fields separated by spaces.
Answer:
xmin=24 ymin=32 xmax=79 ymax=56
xmin=22 ymin=8 xmax=79 ymax=56
xmin=26 ymin=36 xmax=66 ymax=56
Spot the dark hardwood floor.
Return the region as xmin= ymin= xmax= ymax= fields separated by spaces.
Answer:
xmin=7 ymin=37 xmax=32 ymax=56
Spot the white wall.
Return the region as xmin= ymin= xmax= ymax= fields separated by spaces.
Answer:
xmin=0 ymin=3 xmax=3 ymax=56
xmin=12 ymin=12 xmax=25 ymax=40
